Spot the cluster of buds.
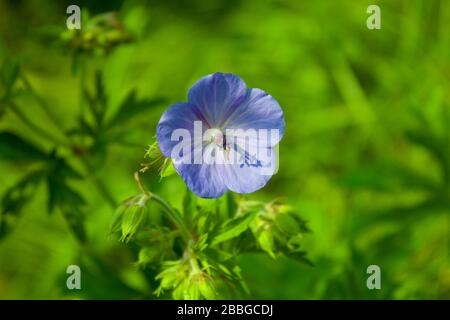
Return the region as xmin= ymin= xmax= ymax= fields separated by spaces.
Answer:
xmin=240 ymin=200 xmax=310 ymax=261
xmin=60 ymin=12 xmax=132 ymax=56
xmin=154 ymin=254 xmax=217 ymax=300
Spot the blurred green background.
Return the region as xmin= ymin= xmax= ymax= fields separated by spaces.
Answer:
xmin=0 ymin=0 xmax=449 ymax=299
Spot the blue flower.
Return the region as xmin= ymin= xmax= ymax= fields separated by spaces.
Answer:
xmin=156 ymin=72 xmax=285 ymax=198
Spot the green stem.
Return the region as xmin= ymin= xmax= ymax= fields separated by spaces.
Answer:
xmin=134 ymin=172 xmax=192 ymax=243
xmin=151 ymin=193 xmax=192 ymax=242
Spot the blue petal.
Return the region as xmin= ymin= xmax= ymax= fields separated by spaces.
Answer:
xmin=188 ymin=72 xmax=247 ymax=127
xmin=224 ymin=88 xmax=285 ymax=146
xmin=218 ymin=145 xmax=277 ymax=194
xmin=156 ymin=102 xmax=201 ymax=158
xmin=173 ymin=162 xmax=227 ymax=198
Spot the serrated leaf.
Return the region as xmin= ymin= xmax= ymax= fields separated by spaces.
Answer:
xmin=47 ymin=177 xmax=86 ymax=213
xmin=67 ymin=116 xmax=96 ymax=138
xmin=108 ymin=90 xmax=165 ymax=128
xmin=0 ymin=131 xmax=47 ymax=162
xmin=211 ymin=211 xmax=257 ymax=246
xmin=60 ymin=207 xmax=87 ymax=243
xmin=0 ymin=170 xmax=45 ymax=239
xmin=46 ymin=160 xmax=87 ymax=242
xmin=282 ymin=249 xmax=314 ymax=267
xmin=47 ymin=152 xmax=83 ymax=180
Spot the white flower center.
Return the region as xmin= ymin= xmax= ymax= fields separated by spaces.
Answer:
xmin=205 ymin=128 xmax=225 ymax=147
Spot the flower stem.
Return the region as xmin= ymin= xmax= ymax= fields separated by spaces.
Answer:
xmin=134 ymin=172 xmax=192 ymax=243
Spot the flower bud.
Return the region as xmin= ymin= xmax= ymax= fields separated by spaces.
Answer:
xmin=258 ymin=229 xmax=276 ymax=259
xmin=195 ymin=273 xmax=217 ymax=300
xmin=111 ymin=194 xmax=150 ymax=243
xmin=274 ymin=212 xmax=300 ymax=236
xmin=137 ymin=247 xmax=159 ymax=265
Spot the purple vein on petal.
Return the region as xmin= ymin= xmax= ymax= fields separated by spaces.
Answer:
xmin=190 ymin=104 xmax=212 ymax=128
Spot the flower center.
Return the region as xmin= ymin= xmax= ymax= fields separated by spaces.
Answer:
xmin=205 ymin=128 xmax=226 ymax=149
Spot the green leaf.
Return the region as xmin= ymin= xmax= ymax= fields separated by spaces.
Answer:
xmin=67 ymin=116 xmax=96 ymax=138
xmin=46 ymin=157 xmax=87 ymax=243
xmin=0 ymin=131 xmax=47 ymax=162
xmin=406 ymin=129 xmax=449 ymax=181
xmin=47 ymin=177 xmax=86 ymax=213
xmin=0 ymin=170 xmax=45 ymax=239
xmin=47 ymin=151 xmax=83 ymax=180
xmin=282 ymin=249 xmax=314 ymax=267
xmin=211 ymin=211 xmax=257 ymax=246
xmin=82 ymin=72 xmax=107 ymax=128
xmin=193 ymin=234 xmax=209 ymax=252
xmin=274 ymin=213 xmax=300 ymax=235
xmin=258 ymin=230 xmax=276 ymax=259
xmin=60 ymin=206 xmax=87 ymax=243
xmin=108 ymin=90 xmax=165 ymax=128
xmin=0 ymin=59 xmax=20 ymax=98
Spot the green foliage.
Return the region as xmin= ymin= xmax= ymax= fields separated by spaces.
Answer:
xmin=109 ymin=182 xmax=311 ymax=299
xmin=0 ymin=170 xmax=45 ymax=239
xmin=0 ymin=132 xmax=47 ymax=162
xmin=210 ymin=210 xmax=257 ymax=245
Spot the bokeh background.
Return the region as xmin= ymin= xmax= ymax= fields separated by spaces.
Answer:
xmin=0 ymin=0 xmax=449 ymax=299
